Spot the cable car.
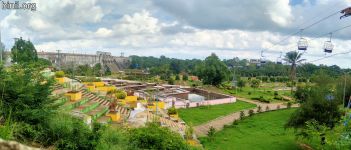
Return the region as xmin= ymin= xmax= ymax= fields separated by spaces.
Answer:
xmin=298 ymin=38 xmax=308 ymax=51
xmin=324 ymin=41 xmax=333 ymax=53
xmin=324 ymin=33 xmax=333 ymax=53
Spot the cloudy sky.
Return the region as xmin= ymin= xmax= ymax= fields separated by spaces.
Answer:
xmin=1 ymin=0 xmax=351 ymax=67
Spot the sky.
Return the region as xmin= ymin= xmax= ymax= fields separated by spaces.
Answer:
xmin=1 ymin=0 xmax=351 ymax=68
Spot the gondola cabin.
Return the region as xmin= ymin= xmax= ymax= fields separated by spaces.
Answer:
xmin=324 ymin=41 xmax=333 ymax=53
xmin=298 ymin=38 xmax=308 ymax=50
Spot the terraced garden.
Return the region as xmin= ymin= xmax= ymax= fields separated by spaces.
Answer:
xmin=199 ymin=109 xmax=298 ymax=150
xmin=55 ymin=87 xmax=130 ymax=124
xmin=178 ymin=100 xmax=256 ymax=125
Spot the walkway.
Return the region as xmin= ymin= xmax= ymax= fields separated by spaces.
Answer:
xmin=193 ymin=97 xmax=299 ymax=137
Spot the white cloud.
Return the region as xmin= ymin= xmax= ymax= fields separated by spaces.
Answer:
xmin=1 ymin=0 xmax=351 ymax=68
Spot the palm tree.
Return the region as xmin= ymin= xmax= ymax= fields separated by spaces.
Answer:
xmin=283 ymin=51 xmax=305 ymax=81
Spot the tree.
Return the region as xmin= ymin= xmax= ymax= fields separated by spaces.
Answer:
xmin=237 ymin=79 xmax=246 ymax=91
xmin=197 ymin=53 xmax=229 ymax=86
xmin=283 ymin=51 xmax=305 ymax=81
xmin=250 ymin=79 xmax=260 ymax=90
xmin=286 ymin=86 xmax=342 ymax=129
xmin=0 ymin=64 xmax=54 ymax=124
xmin=11 ymin=38 xmax=38 ymax=63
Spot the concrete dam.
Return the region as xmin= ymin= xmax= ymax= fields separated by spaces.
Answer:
xmin=37 ymin=51 xmax=130 ymax=72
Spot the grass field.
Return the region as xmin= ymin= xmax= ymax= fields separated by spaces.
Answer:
xmin=222 ymin=82 xmax=294 ymax=103
xmin=199 ymin=109 xmax=299 ymax=150
xmin=178 ymin=100 xmax=256 ymax=125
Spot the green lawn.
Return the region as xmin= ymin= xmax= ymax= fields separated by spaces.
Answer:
xmin=178 ymin=100 xmax=256 ymax=125
xmin=222 ymin=83 xmax=294 ymax=103
xmin=199 ymin=109 xmax=299 ymax=150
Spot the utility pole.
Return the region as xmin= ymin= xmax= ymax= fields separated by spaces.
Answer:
xmin=57 ymin=50 xmax=61 ymax=69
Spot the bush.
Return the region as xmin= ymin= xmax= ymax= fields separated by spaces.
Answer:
xmin=175 ymin=75 xmax=180 ymax=80
xmin=274 ymin=91 xmax=279 ymax=96
xmin=257 ymin=105 xmax=262 ymax=113
xmin=248 ymin=92 xmax=251 ymax=95
xmin=287 ymin=102 xmax=292 ymax=109
xmin=167 ymin=107 xmax=177 ymax=115
xmin=168 ymin=77 xmax=175 ymax=85
xmin=248 ymin=109 xmax=254 ymax=116
xmin=182 ymin=74 xmax=188 ymax=81
xmin=207 ymin=126 xmax=216 ymax=141
xmin=95 ymin=127 xmax=132 ymax=150
xmin=239 ymin=111 xmax=245 ymax=120
xmin=42 ymin=113 xmax=97 ymax=149
xmin=55 ymin=71 xmax=65 ymax=78
xmin=232 ymin=120 xmax=238 ymax=126
xmin=130 ymin=123 xmax=189 ymax=150
xmin=252 ymin=96 xmax=270 ymax=103
xmin=115 ymin=90 xmax=127 ymax=99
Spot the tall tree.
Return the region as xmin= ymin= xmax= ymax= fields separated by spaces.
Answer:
xmin=197 ymin=53 xmax=229 ymax=86
xmin=283 ymin=51 xmax=305 ymax=81
xmin=11 ymin=37 xmax=38 ymax=63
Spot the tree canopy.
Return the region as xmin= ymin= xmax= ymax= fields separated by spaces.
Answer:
xmin=196 ymin=53 xmax=229 ymax=86
xmin=11 ymin=38 xmax=38 ymax=63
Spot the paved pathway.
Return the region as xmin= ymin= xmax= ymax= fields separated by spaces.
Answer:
xmin=193 ymin=97 xmax=299 ymax=137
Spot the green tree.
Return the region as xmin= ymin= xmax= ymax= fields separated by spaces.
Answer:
xmin=283 ymin=51 xmax=305 ymax=81
xmin=0 ymin=64 xmax=54 ymax=124
xmin=237 ymin=79 xmax=246 ymax=91
xmin=250 ymin=79 xmax=260 ymax=90
xmin=197 ymin=53 xmax=229 ymax=86
xmin=286 ymin=86 xmax=342 ymax=129
xmin=11 ymin=38 xmax=38 ymax=63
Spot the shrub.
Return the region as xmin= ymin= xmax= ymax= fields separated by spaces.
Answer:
xmin=115 ymin=90 xmax=127 ymax=99
xmin=287 ymin=102 xmax=292 ymax=109
xmin=42 ymin=113 xmax=97 ymax=149
xmin=168 ymin=77 xmax=175 ymax=85
xmin=167 ymin=107 xmax=177 ymax=115
xmin=248 ymin=92 xmax=251 ymax=95
xmin=239 ymin=111 xmax=245 ymax=120
xmin=232 ymin=120 xmax=238 ymax=126
xmin=129 ymin=123 xmax=189 ymax=150
xmin=55 ymin=71 xmax=65 ymax=78
xmin=182 ymin=74 xmax=188 ymax=81
xmin=175 ymin=75 xmax=180 ymax=80
xmin=257 ymin=105 xmax=262 ymax=113
xmin=208 ymin=126 xmax=216 ymax=141
xmin=96 ymin=126 xmax=132 ymax=150
xmin=274 ymin=91 xmax=279 ymax=96
xmin=248 ymin=109 xmax=254 ymax=116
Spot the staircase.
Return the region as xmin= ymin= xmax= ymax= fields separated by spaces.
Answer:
xmin=79 ymin=88 xmax=131 ymax=119
xmin=147 ymin=112 xmax=186 ymax=134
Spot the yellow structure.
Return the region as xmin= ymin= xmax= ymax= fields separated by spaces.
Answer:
xmin=169 ymin=114 xmax=179 ymax=120
xmin=124 ymin=96 xmax=138 ymax=108
xmin=93 ymin=82 xmax=105 ymax=87
xmin=106 ymin=112 xmax=121 ymax=122
xmin=55 ymin=77 xmax=65 ymax=84
xmin=147 ymin=101 xmax=165 ymax=111
xmin=96 ymin=86 xmax=116 ymax=92
xmin=86 ymin=85 xmax=95 ymax=91
xmin=65 ymin=91 xmax=82 ymax=102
